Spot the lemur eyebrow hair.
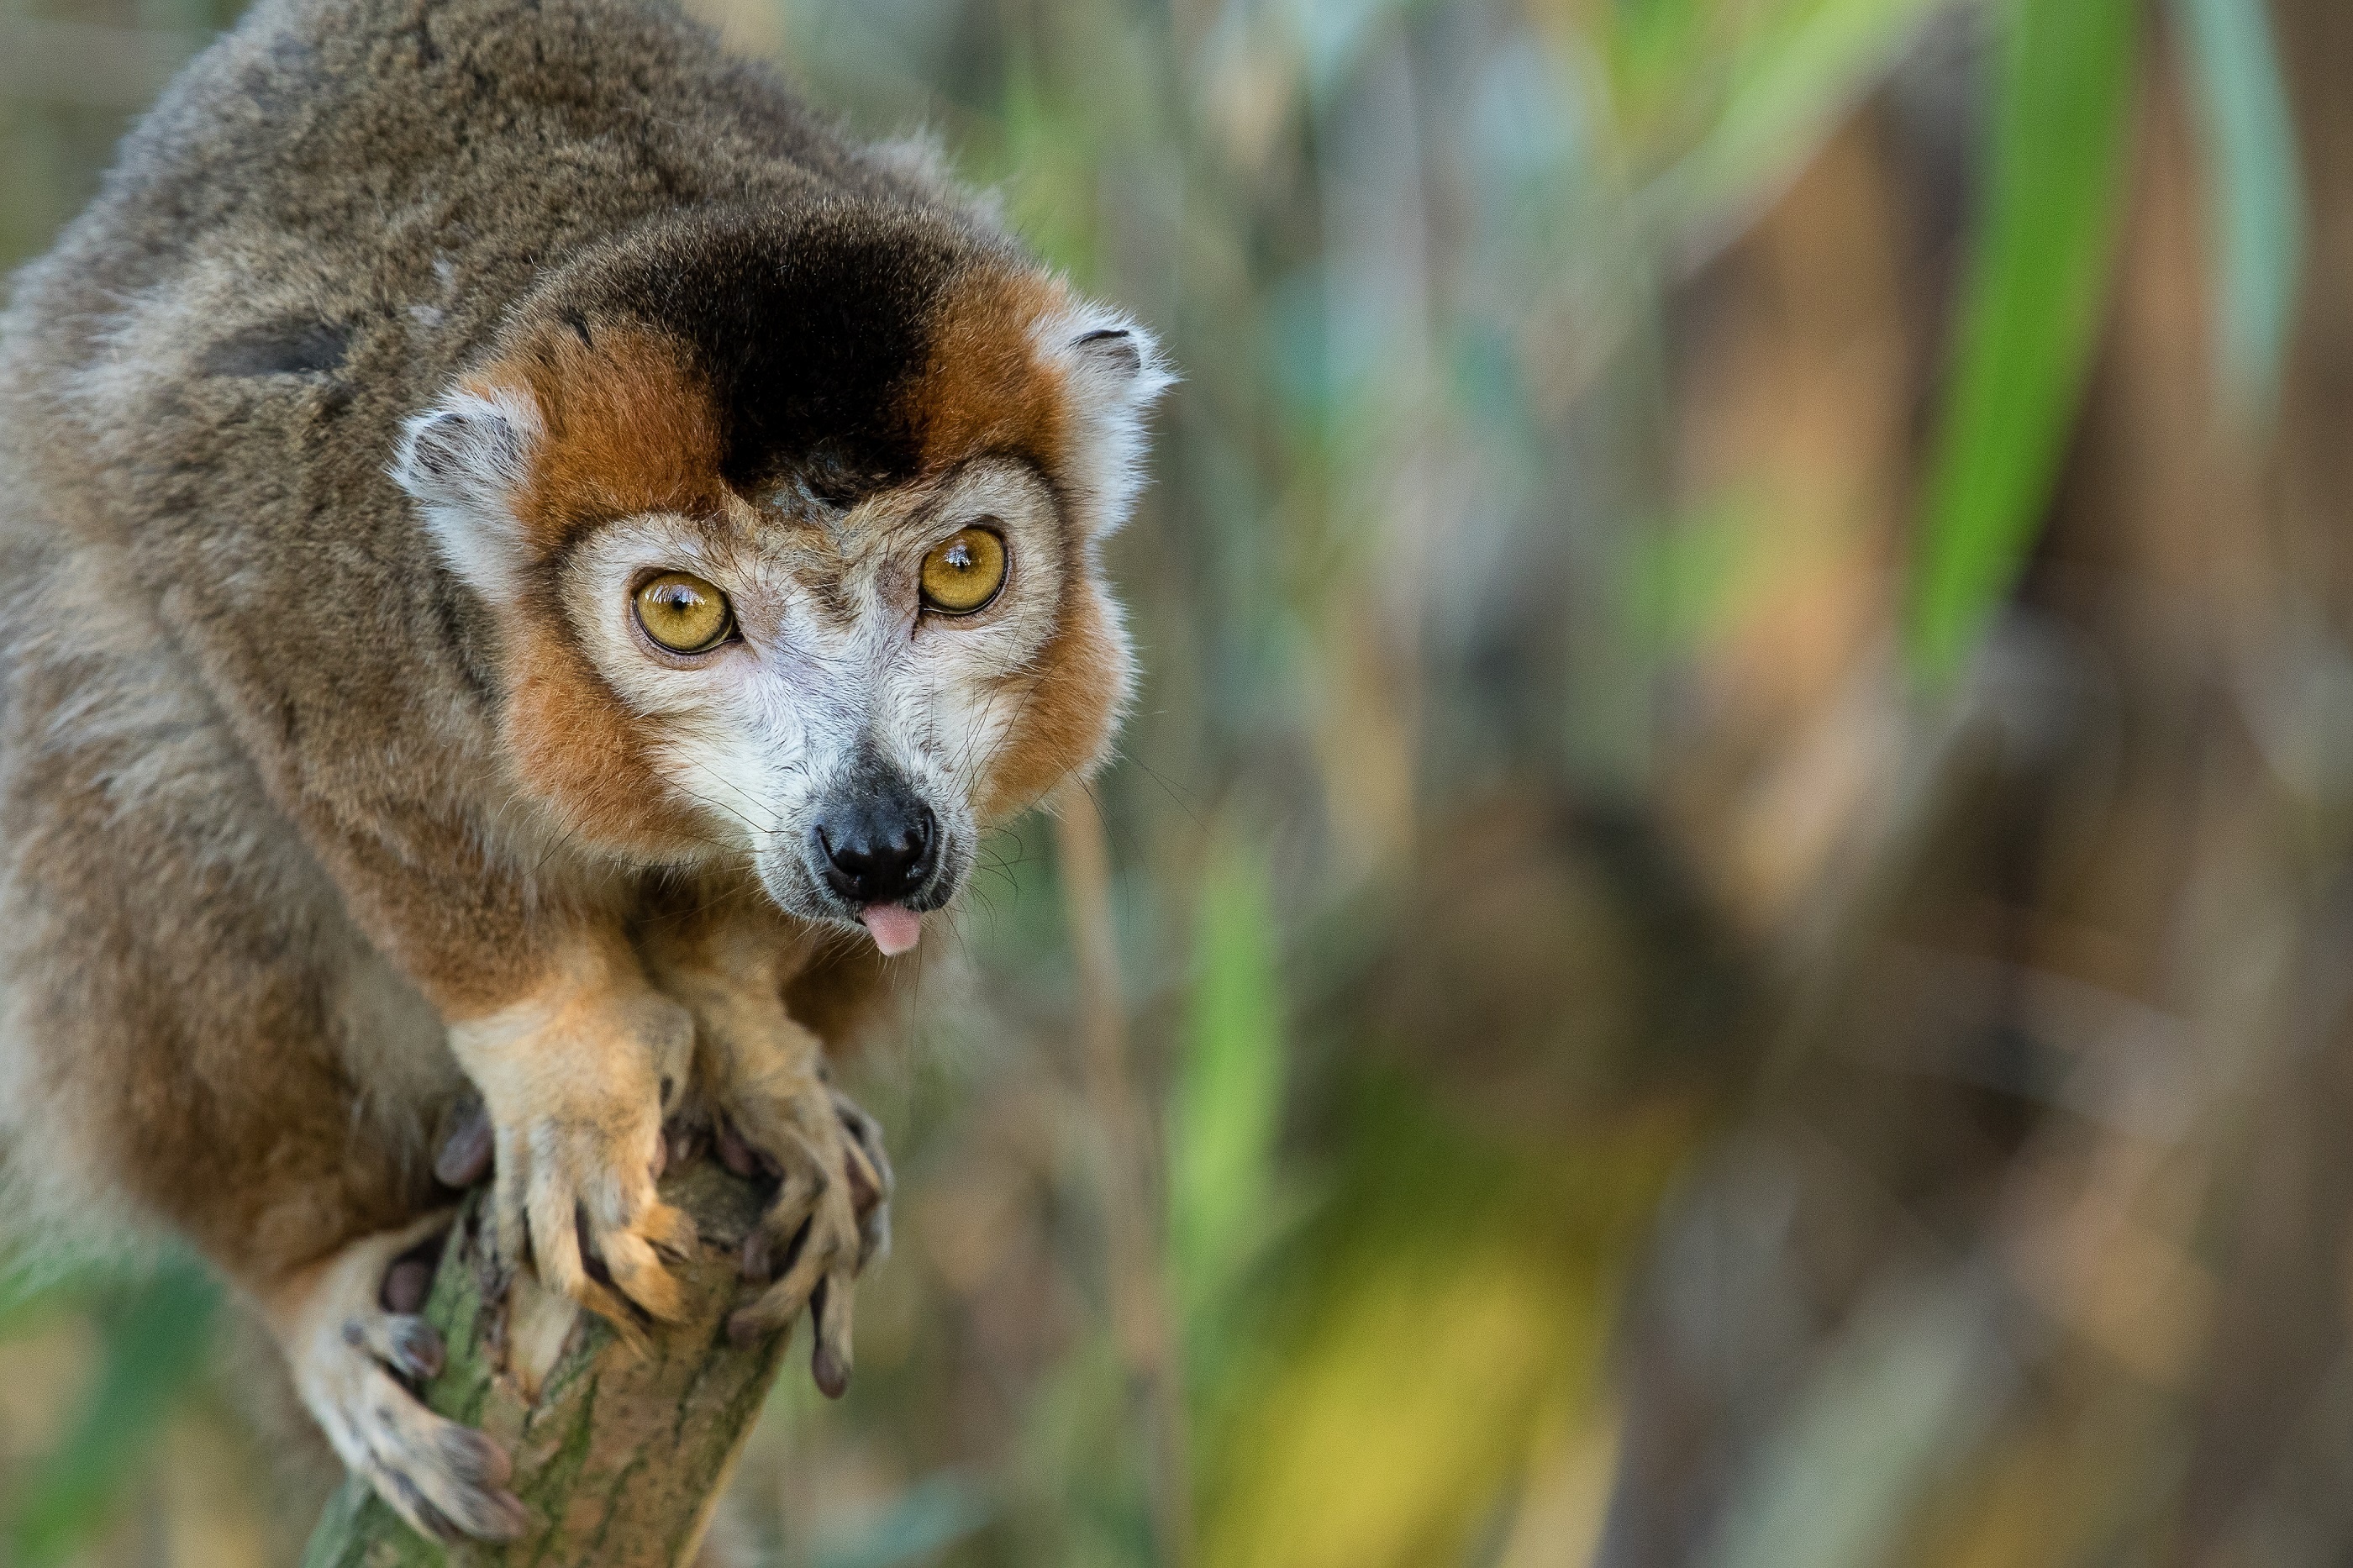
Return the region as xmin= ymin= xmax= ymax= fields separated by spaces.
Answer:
xmin=898 ymin=453 xmax=1059 ymax=534
xmin=766 ymin=475 xmax=846 ymax=523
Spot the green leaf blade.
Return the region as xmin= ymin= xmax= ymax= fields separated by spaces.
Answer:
xmin=1907 ymin=0 xmax=2145 ymax=685
xmin=1169 ymin=835 xmax=1287 ymax=1339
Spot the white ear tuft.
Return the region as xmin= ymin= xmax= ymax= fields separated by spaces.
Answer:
xmin=391 ymin=386 xmax=542 ymax=602
xmin=1074 ymin=328 xmax=1144 ymax=380
xmin=1040 ymin=307 xmax=1173 ymax=536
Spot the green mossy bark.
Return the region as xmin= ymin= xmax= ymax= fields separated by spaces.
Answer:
xmin=300 ymin=1162 xmax=788 ymax=1568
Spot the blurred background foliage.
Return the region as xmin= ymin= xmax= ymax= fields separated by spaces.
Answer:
xmin=0 ymin=0 xmax=2345 ymax=1562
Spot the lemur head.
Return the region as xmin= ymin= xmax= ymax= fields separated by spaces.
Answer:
xmin=393 ymin=203 xmax=1168 ymax=953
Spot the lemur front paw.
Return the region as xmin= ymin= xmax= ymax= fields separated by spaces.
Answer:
xmin=716 ymin=1077 xmax=893 ymax=1395
xmin=269 ymin=1214 xmax=529 ymax=1544
xmin=447 ymin=987 xmax=700 ymax=1329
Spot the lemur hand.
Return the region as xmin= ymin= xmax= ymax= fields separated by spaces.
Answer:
xmin=445 ymin=984 xmax=699 ymax=1329
xmin=714 ymin=1074 xmax=893 ymax=1393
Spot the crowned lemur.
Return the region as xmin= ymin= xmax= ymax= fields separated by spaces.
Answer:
xmin=0 ymin=0 xmax=1165 ymax=1540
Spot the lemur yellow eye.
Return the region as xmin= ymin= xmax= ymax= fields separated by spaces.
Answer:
xmin=919 ymin=525 xmax=1008 ymax=616
xmin=634 ymin=571 xmax=734 ymax=654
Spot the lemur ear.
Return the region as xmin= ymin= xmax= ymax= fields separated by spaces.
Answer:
xmin=1046 ymin=312 xmax=1171 ymax=535
xmin=391 ymin=386 xmax=541 ymax=602
xmin=1074 ymin=327 xmax=1144 ymax=381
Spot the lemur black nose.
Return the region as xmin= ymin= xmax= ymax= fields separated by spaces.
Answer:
xmin=813 ymin=792 xmax=936 ymax=905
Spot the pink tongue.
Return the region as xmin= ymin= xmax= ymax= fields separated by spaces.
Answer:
xmin=861 ymin=903 xmax=923 ymax=955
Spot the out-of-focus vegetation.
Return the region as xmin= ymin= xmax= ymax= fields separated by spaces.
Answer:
xmin=3 ymin=0 xmax=2347 ymax=1563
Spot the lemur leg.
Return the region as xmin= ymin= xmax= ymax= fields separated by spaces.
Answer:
xmin=442 ymin=947 xmax=702 ymax=1334
xmin=263 ymin=1213 xmax=529 ymax=1544
xmin=639 ymin=887 xmax=893 ymax=1395
xmin=0 ymin=597 xmax=521 ymax=1539
xmin=217 ymin=738 xmax=703 ymax=1332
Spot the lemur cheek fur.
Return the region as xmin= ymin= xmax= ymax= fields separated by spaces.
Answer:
xmin=973 ymin=585 xmax=1136 ymax=822
xmin=0 ymin=0 xmax=1165 ymax=1536
xmin=500 ymin=613 xmax=715 ymax=857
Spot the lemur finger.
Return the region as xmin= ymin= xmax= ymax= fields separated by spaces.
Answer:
xmin=350 ymin=1364 xmax=529 ymax=1543
xmin=526 ymin=1177 xmax=587 ymax=1298
xmin=736 ymin=1122 xmax=830 ymax=1279
xmin=840 ymin=1138 xmax=890 ymax=1269
xmin=832 ymin=1093 xmax=895 ymax=1199
xmin=560 ymin=1202 xmax=669 ymax=1342
xmin=379 ymin=1226 xmax=451 ymax=1316
xmin=579 ymin=1158 xmax=697 ymax=1277
xmin=741 ymin=1172 xmax=828 ymax=1282
xmin=853 ymin=1205 xmax=891 ymax=1272
xmin=853 ymin=1192 xmax=892 ymax=1272
xmin=726 ymin=1276 xmax=807 ymax=1348
xmin=369 ymin=1462 xmax=463 ymax=1545
xmin=747 ymin=1209 xmax=840 ymax=1333
xmin=841 ymin=1135 xmax=883 ymax=1217
xmin=528 ymin=1181 xmax=639 ymax=1336
xmin=727 ymin=1215 xmax=837 ymax=1345
xmin=382 ymin=1450 xmax=527 ymax=1542
xmin=810 ymin=1271 xmax=855 ymax=1398
xmin=741 ymin=1214 xmax=810 ymax=1287
xmin=638 ymin=1200 xmax=700 ymax=1261
xmin=345 ymin=1311 xmax=445 ymax=1382
xmin=434 ymin=1098 xmax=493 ymax=1189
xmin=829 ymin=1093 xmax=894 ymax=1267
xmin=597 ymin=1228 xmax=687 ymax=1323
xmin=437 ymin=1423 xmax=514 ymax=1491
xmin=715 ymin=1115 xmax=776 ymax=1179
xmin=488 ymin=1125 xmax=531 ymax=1275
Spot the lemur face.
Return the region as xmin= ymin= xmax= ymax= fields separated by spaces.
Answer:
xmin=558 ymin=458 xmax=1077 ymax=939
xmin=393 ymin=207 xmax=1166 ymax=950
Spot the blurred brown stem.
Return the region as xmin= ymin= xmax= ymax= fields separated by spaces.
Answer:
xmin=1055 ymin=785 xmax=1192 ymax=1568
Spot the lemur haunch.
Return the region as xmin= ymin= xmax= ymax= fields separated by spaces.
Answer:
xmin=0 ymin=0 xmax=1163 ymax=1541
